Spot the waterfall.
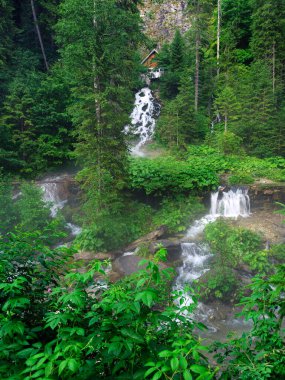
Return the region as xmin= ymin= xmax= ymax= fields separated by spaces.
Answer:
xmin=175 ymin=187 xmax=252 ymax=315
xmin=176 ymin=243 xmax=211 ymax=285
xmin=40 ymin=180 xmax=67 ymax=218
xmin=124 ymin=87 xmax=160 ymax=156
xmin=39 ymin=175 xmax=82 ymax=236
xmin=211 ymin=188 xmax=250 ymax=218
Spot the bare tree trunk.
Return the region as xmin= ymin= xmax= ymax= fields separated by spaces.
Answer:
xmin=224 ymin=113 xmax=228 ymax=132
xmin=217 ymin=0 xmax=221 ymax=76
xmin=30 ymin=0 xmax=49 ymax=71
xmin=93 ymin=0 xmax=103 ymax=209
xmin=272 ymin=40 xmax=276 ymax=94
xmin=194 ymin=2 xmax=200 ymax=112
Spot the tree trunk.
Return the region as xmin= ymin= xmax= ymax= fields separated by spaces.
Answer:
xmin=93 ymin=0 xmax=103 ymax=209
xmin=30 ymin=0 xmax=49 ymax=71
xmin=194 ymin=2 xmax=200 ymax=112
xmin=217 ymin=0 xmax=221 ymax=76
xmin=224 ymin=113 xmax=228 ymax=132
xmin=272 ymin=40 xmax=276 ymax=94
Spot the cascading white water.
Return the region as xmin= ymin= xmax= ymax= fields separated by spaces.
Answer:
xmin=175 ymin=187 xmax=252 ymax=314
xmin=40 ymin=180 xmax=67 ymax=218
xmin=66 ymin=223 xmax=82 ymax=236
xmin=39 ymin=175 xmax=82 ymax=236
xmin=124 ymin=87 xmax=160 ymax=156
xmin=186 ymin=188 xmax=250 ymax=239
xmin=211 ymin=188 xmax=250 ymax=218
xmin=176 ymin=243 xmax=211 ymax=285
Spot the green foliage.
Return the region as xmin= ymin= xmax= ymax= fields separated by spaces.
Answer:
xmin=268 ymin=243 xmax=285 ymax=262
xmin=228 ymin=174 xmax=254 ymax=185
xmin=153 ymin=196 xmax=204 ymax=234
xmin=186 ymin=144 xmax=285 ymax=183
xmin=213 ymin=265 xmax=285 ymax=379
xmin=15 ymin=183 xmax=51 ymax=232
xmin=0 ymin=231 xmax=215 ymax=379
xmin=75 ymin=199 xmax=153 ymax=252
xmin=204 ymin=220 xmax=262 ymax=270
xmin=216 ymin=131 xmax=243 ymax=155
xmin=0 ymin=175 xmax=18 ymax=234
xmin=156 ymin=71 xmax=208 ymax=148
xmin=199 ymin=221 xmax=266 ymax=301
xmin=76 ymin=195 xmax=204 ymax=251
xmin=0 ymin=178 xmax=65 ymax=242
xmin=198 ymin=266 xmax=238 ymax=301
xmin=129 ymin=157 xmax=219 ymax=196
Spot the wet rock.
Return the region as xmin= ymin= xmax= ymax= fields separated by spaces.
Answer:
xmin=112 ymin=254 xmax=168 ymax=278
xmin=112 ymin=255 xmax=143 ymax=276
xmin=74 ymin=251 xmax=114 ymax=262
xmin=149 ymin=239 xmax=181 ymax=261
xmin=123 ymin=225 xmax=168 ymax=253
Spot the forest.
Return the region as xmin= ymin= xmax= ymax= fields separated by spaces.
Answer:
xmin=0 ymin=0 xmax=284 ymax=379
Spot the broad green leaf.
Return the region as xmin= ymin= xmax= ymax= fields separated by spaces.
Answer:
xmin=190 ymin=365 xmax=207 ymax=374
xmin=170 ymin=357 xmax=179 ymax=371
xmin=183 ymin=369 xmax=193 ymax=380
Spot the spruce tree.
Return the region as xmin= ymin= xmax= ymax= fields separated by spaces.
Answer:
xmin=56 ymin=0 xmax=142 ymax=224
xmin=170 ymin=30 xmax=185 ymax=71
xmin=250 ymin=0 xmax=285 ymax=94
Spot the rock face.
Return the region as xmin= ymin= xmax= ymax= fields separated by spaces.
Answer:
xmin=249 ymin=184 xmax=285 ymax=210
xmin=139 ymin=0 xmax=191 ymax=45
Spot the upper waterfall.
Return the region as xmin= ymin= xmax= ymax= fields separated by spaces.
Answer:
xmin=125 ymin=87 xmax=160 ymax=156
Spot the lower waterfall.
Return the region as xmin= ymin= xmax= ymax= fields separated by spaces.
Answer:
xmin=39 ymin=175 xmax=82 ymax=236
xmin=175 ymin=187 xmax=251 ymax=314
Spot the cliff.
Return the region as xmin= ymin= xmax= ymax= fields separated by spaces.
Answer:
xmin=139 ymin=0 xmax=191 ymax=46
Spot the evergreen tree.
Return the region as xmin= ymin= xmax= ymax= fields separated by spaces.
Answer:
xmin=250 ymin=0 xmax=285 ymax=95
xmin=214 ymin=85 xmax=240 ymax=131
xmin=56 ymin=0 xmax=142 ymax=226
xmin=170 ymin=30 xmax=185 ymax=71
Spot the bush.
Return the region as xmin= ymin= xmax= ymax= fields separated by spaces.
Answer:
xmin=213 ymin=265 xmax=285 ymax=379
xmin=228 ymin=173 xmax=254 ymax=185
xmin=186 ymin=144 xmax=285 ymax=183
xmin=201 ymin=221 xmax=266 ymax=301
xmin=152 ymin=195 xmax=204 ymax=233
xmin=204 ymin=220 xmax=262 ymax=270
xmin=268 ymin=243 xmax=285 ymax=262
xmin=198 ymin=266 xmax=238 ymax=301
xmin=0 ymin=232 xmax=214 ymax=379
xmin=216 ymin=131 xmax=244 ymax=155
xmin=75 ymin=200 xmax=153 ymax=252
xmin=128 ymin=157 xmax=219 ymax=195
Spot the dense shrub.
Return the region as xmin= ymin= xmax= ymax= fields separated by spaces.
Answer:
xmin=204 ymin=220 xmax=263 ymax=271
xmin=128 ymin=157 xmax=219 ymax=195
xmin=186 ymin=145 xmax=285 ymax=183
xmin=0 ymin=233 xmax=214 ymax=379
xmin=198 ymin=221 xmax=266 ymax=301
xmin=213 ymin=265 xmax=285 ymax=379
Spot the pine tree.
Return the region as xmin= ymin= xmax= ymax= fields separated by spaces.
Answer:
xmin=250 ymin=0 xmax=285 ymax=95
xmin=214 ymin=85 xmax=240 ymax=131
xmin=56 ymin=0 xmax=142 ymax=220
xmin=170 ymin=30 xmax=185 ymax=71
xmin=187 ymin=0 xmax=213 ymax=111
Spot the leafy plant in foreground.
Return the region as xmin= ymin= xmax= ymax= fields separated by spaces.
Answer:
xmin=213 ymin=265 xmax=285 ymax=379
xmin=0 ymin=231 xmax=215 ymax=379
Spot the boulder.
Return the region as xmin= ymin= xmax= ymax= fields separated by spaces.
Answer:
xmin=123 ymin=225 xmax=168 ymax=253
